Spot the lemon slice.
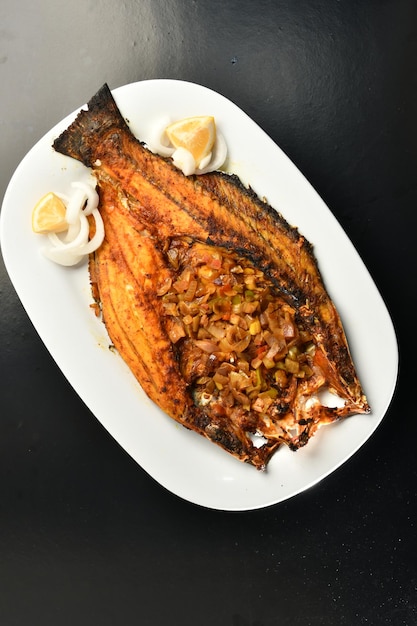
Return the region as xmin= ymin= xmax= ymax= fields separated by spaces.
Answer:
xmin=165 ymin=116 xmax=216 ymax=165
xmin=32 ymin=192 xmax=68 ymax=234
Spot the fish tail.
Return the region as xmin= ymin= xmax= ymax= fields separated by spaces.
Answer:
xmin=53 ymin=83 xmax=128 ymax=167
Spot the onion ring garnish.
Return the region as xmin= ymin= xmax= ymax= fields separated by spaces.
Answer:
xmin=37 ymin=179 xmax=104 ymax=266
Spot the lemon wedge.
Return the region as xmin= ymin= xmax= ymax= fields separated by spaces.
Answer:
xmin=32 ymin=192 xmax=68 ymax=234
xmin=165 ymin=116 xmax=216 ymax=165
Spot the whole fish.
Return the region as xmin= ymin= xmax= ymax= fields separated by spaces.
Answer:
xmin=53 ymin=83 xmax=369 ymax=469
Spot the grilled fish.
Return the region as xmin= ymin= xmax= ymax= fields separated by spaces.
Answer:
xmin=53 ymin=83 xmax=369 ymax=469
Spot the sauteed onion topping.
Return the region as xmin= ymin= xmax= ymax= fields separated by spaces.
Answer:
xmin=159 ymin=238 xmax=316 ymax=425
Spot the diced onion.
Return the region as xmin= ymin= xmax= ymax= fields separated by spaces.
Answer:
xmin=159 ymin=239 xmax=317 ymax=421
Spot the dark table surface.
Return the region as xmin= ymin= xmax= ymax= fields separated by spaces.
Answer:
xmin=1 ymin=1 xmax=416 ymax=624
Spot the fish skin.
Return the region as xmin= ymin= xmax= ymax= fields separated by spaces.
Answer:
xmin=53 ymin=83 xmax=370 ymax=469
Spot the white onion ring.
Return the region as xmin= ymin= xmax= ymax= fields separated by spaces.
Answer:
xmin=145 ymin=115 xmax=175 ymax=157
xmin=47 ymin=213 xmax=89 ymax=250
xmin=41 ymin=246 xmax=85 ymax=266
xmin=70 ymin=209 xmax=105 ymax=256
xmin=65 ymin=187 xmax=88 ymax=225
xmin=41 ymin=180 xmax=104 ymax=266
xmin=198 ymin=152 xmax=212 ymax=170
xmin=72 ymin=181 xmax=99 ymax=215
xmin=196 ymin=131 xmax=227 ymax=174
xmin=172 ymin=147 xmax=196 ymax=176
xmin=147 ymin=118 xmax=228 ymax=175
xmin=63 ymin=220 xmax=81 ymax=243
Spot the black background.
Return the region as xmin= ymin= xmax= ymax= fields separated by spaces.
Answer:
xmin=1 ymin=1 xmax=416 ymax=624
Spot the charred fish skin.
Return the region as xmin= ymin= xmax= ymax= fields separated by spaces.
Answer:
xmin=53 ymin=84 xmax=369 ymax=469
xmin=53 ymin=84 xmax=132 ymax=168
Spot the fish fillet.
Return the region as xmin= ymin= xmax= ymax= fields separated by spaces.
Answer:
xmin=53 ymin=83 xmax=369 ymax=469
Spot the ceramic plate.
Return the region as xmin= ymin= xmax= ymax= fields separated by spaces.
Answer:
xmin=0 ymin=80 xmax=398 ymax=510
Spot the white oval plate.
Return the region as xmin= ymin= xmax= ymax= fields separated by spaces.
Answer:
xmin=0 ymin=80 xmax=398 ymax=511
